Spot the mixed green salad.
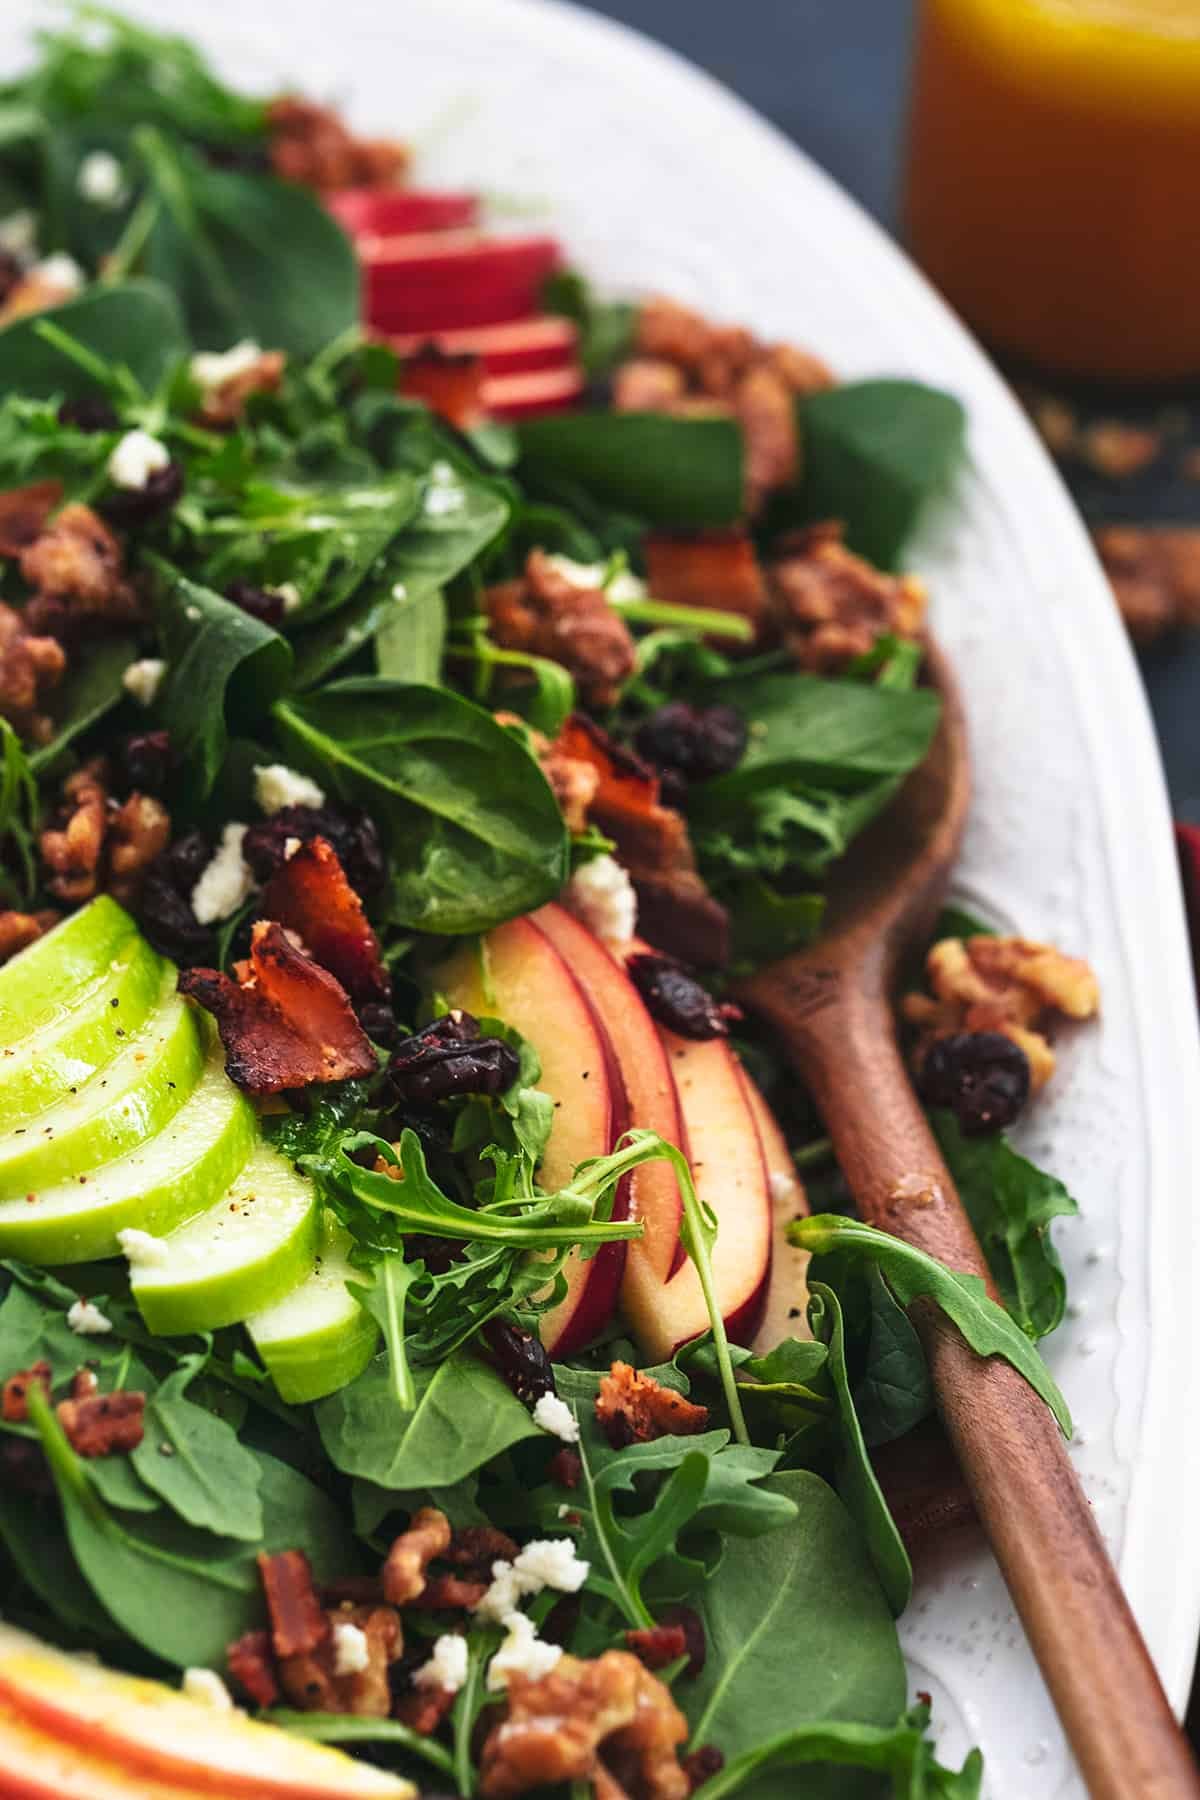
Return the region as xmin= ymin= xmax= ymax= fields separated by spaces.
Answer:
xmin=0 ymin=13 xmax=1096 ymax=1800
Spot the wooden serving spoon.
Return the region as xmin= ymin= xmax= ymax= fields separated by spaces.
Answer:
xmin=736 ymin=638 xmax=1200 ymax=1800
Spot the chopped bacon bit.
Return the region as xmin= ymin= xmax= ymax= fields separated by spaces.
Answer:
xmin=595 ymin=1362 xmax=709 ymax=1449
xmin=383 ymin=1506 xmax=452 ymax=1606
xmin=227 ymin=1629 xmax=281 ymax=1709
xmin=393 ymin=1682 xmax=456 ymax=1734
xmin=267 ymin=94 xmax=409 ymax=191
xmin=643 ymin=529 xmax=770 ymax=639
xmin=0 ymin=601 xmax=66 ymax=743
xmin=624 ymin=1625 xmax=688 ymax=1672
xmin=548 ymin=1448 xmax=582 ymax=1490
xmin=279 ymin=1604 xmax=402 ymax=1718
xmin=257 ymin=1550 xmax=330 ymax=1661
xmin=400 ymin=345 xmax=487 ymax=430
xmin=2 ymin=1360 xmax=51 ymax=1423
xmin=486 ymin=550 xmax=636 ymax=711
xmin=180 ymin=919 xmax=376 ymax=1094
xmin=0 ymin=909 xmax=59 ymax=966
xmin=259 ymin=835 xmax=390 ymax=1004
xmin=0 ymin=481 xmax=64 ymax=558
xmin=19 ymin=502 xmax=140 ymax=622
xmin=197 ymin=350 xmax=286 ymax=428
xmin=56 ymin=1389 xmax=145 ymax=1457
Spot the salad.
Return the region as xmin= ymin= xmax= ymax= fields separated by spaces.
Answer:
xmin=0 ymin=14 xmax=1102 ymax=1799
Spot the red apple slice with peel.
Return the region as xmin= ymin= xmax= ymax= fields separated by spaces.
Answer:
xmin=532 ymin=903 xmax=683 ymax=1284
xmin=482 ymin=364 xmax=586 ymax=419
xmin=389 ymin=314 xmax=578 ymax=374
xmin=742 ymin=1072 xmax=813 ymax=1352
xmin=435 ymin=916 xmax=628 ymax=1355
xmin=362 ymin=231 xmax=562 ymax=333
xmin=327 ymin=187 xmax=478 ymax=236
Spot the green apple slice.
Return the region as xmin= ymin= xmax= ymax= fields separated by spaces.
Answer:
xmin=0 ymin=896 xmax=135 ymax=1041
xmin=0 ymin=935 xmax=166 ymax=1132
xmin=246 ymin=1221 xmax=379 ymax=1403
xmin=131 ymin=1143 xmax=320 ymax=1335
xmin=0 ymin=1043 xmax=256 ymax=1265
xmin=0 ymin=986 xmax=202 ymax=1203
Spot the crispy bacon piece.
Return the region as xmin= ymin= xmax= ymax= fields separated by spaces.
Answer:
xmin=382 ymin=1506 xmax=452 ymax=1606
xmin=258 ymin=1550 xmax=329 ymax=1660
xmin=179 ymin=919 xmax=376 ymax=1093
xmin=260 ymin=835 xmax=389 ymax=1004
xmin=56 ymin=1389 xmax=145 ymax=1457
xmin=0 ymin=602 xmax=66 ymax=743
xmin=393 ymin=1683 xmax=457 ymax=1734
xmin=595 ymin=1362 xmax=709 ymax=1449
xmin=643 ymin=529 xmax=769 ymax=639
xmin=624 ymin=1625 xmax=688 ymax=1672
xmin=227 ymin=1630 xmax=281 ymax=1709
xmin=2 ymin=1361 xmax=51 ymax=1424
xmin=400 ymin=346 xmax=486 ymax=429
xmin=0 ymin=481 xmax=63 ymax=558
xmin=278 ymin=1604 xmax=402 ymax=1718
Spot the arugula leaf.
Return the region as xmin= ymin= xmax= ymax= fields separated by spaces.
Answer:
xmin=130 ymin=1351 xmax=264 ymax=1539
xmin=931 ymin=1111 xmax=1078 ymax=1341
xmin=516 ymin=413 xmax=744 ymax=529
xmin=272 ymin=678 xmax=569 ymax=935
xmin=0 ymin=281 xmax=187 ymax=398
xmin=348 ymin=1258 xmax=418 ymax=1413
xmin=575 ymin=1425 xmax=710 ymax=1629
xmin=791 ymin=1215 xmax=1072 ymax=1434
xmin=851 ymin=1266 xmax=933 ymax=1449
xmin=691 ymin=1704 xmax=983 ymax=1800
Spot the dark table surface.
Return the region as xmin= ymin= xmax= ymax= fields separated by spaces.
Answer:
xmin=583 ymin=0 xmax=1200 ymax=824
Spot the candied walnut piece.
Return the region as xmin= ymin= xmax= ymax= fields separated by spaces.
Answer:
xmin=487 ymin=550 xmax=636 ymax=711
xmin=383 ymin=1506 xmax=453 ymax=1606
xmin=180 ymin=919 xmax=376 ymax=1093
xmin=1093 ymin=524 xmax=1200 ymax=645
xmin=0 ymin=601 xmax=66 ymax=743
xmin=106 ymin=792 xmax=170 ymax=906
xmin=734 ymin=362 xmax=799 ymax=502
xmin=0 ymin=267 xmax=77 ymax=327
xmin=0 ymin=909 xmax=59 ymax=965
xmin=768 ymin=521 xmax=926 ymax=673
xmin=258 ymin=1550 xmax=329 ymax=1660
xmin=227 ymin=1629 xmax=281 ymax=1709
xmin=197 ymin=349 xmax=286 ymax=428
xmin=2 ymin=1360 xmax=51 ymax=1423
xmin=642 ymin=530 xmax=770 ymax=641
xmin=40 ymin=759 xmax=108 ymax=903
xmin=0 ymin=481 xmax=64 ymax=558
xmin=400 ymin=345 xmax=486 ymax=429
xmin=267 ymin=94 xmax=409 ymax=191
xmin=56 ymin=1389 xmax=145 ymax=1457
xmin=595 ymin=1362 xmax=709 ymax=1449
xmin=480 ymin=1649 xmax=689 ymax=1800
xmin=260 ymin=834 xmax=389 ymax=1004
xmin=613 ymin=358 xmax=688 ymax=413
xmin=19 ymin=502 xmax=139 ymax=622
xmin=278 ymin=1603 xmax=402 ymax=1717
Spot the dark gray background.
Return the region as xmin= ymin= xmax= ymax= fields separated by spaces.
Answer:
xmin=580 ymin=0 xmax=1200 ymax=824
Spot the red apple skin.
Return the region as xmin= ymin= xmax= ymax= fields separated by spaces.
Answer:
xmin=362 ymin=232 xmax=562 ymax=333
xmin=327 ymin=187 xmax=479 ymax=236
xmin=482 ymin=364 xmax=585 ymax=419
xmin=742 ymin=1072 xmax=813 ymax=1353
xmin=435 ymin=916 xmax=629 ymax=1355
xmin=532 ymin=903 xmax=684 ymax=1283
xmin=389 ymin=315 xmax=578 ymax=375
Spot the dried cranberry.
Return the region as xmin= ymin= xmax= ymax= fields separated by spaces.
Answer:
xmin=242 ymin=805 xmax=385 ymax=898
xmin=386 ymin=1011 xmax=519 ymax=1106
xmin=683 ymin=1745 xmax=725 ymax=1788
xmin=484 ymin=1320 xmax=555 ymax=1405
xmin=0 ymin=251 xmax=23 ymax=307
xmin=634 ymin=702 xmax=747 ymax=789
xmin=918 ymin=1031 xmax=1031 ymax=1135
xmin=101 ymin=460 xmax=184 ymax=529
xmin=626 ymin=953 xmax=738 ymax=1040
xmin=137 ymin=829 xmax=214 ymax=965
xmin=226 ymin=580 xmax=285 ymax=629
xmin=358 ymin=1000 xmax=400 ymax=1047
xmin=659 ymin=1604 xmax=707 ymax=1678
xmin=0 ymin=1436 xmax=54 ymax=1498
xmin=57 ymin=393 xmax=119 ymax=433
xmin=118 ymin=729 xmax=173 ymax=796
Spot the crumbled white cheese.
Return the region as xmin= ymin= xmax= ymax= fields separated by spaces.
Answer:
xmin=108 ymin=429 xmax=170 ymax=491
xmin=562 ymin=854 xmax=637 ymax=947
xmin=487 ymin=1612 xmax=562 ymax=1691
xmin=424 ymin=483 xmax=463 ymax=517
xmin=475 ymin=1559 xmax=527 ymax=1623
xmin=182 ymin=1668 xmax=235 ymax=1711
xmin=78 ymin=150 xmax=127 ymax=207
xmin=512 ymin=1538 xmax=589 ymax=1595
xmin=189 ymin=340 xmax=263 ymax=391
xmin=254 ymin=763 xmax=326 ymax=815
xmin=533 ymin=1391 xmax=580 ymax=1444
xmin=770 ymin=1169 xmax=800 ymax=1204
xmin=67 ymin=1298 xmax=112 ymax=1336
xmin=330 ymin=1621 xmax=370 ymax=1677
xmin=185 ymin=605 xmax=203 ymax=622
xmin=542 ymin=552 xmax=646 ymax=604
xmin=284 ymin=836 xmax=302 ymax=860
xmin=116 ymin=1227 xmax=170 ymax=1269
xmin=33 ymin=252 xmax=84 ymax=294
xmin=412 ymin=1633 xmax=468 ymax=1693
xmin=557 ymin=1502 xmax=572 ymax=1519
xmin=267 ymin=580 xmax=302 ymax=615
xmin=391 ymin=581 xmax=408 ymax=601
xmin=121 ymin=657 xmax=166 ymax=708
xmin=190 ymin=823 xmax=255 ymax=926
xmin=0 ymin=210 xmax=36 ymax=262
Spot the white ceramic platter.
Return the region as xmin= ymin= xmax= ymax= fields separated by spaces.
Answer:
xmin=5 ymin=1 xmax=1200 ymax=1791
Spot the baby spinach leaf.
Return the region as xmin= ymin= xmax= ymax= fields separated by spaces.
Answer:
xmin=0 ymin=280 xmax=187 ymax=398
xmin=931 ymin=1111 xmax=1079 ymax=1341
xmin=690 ymin=1705 xmax=983 ymax=1800
xmin=686 ymin=1470 xmax=908 ymax=1783
xmin=131 ymin=1352 xmax=264 ymax=1539
xmin=516 ymin=413 xmax=744 ymax=528
xmin=542 ymin=268 xmax=637 ymax=379
xmin=791 ymin=1216 xmax=1072 ymax=1435
xmin=798 ymin=379 xmax=967 ymax=570
xmin=145 ymin=554 xmax=291 ymax=796
xmin=28 ymin=635 xmax=138 ymax=776
xmin=373 ymin=585 xmax=447 ymax=686
xmin=852 ymin=1266 xmax=933 ymax=1449
xmin=0 ymin=1488 xmax=117 ymax=1638
xmin=272 ymin=678 xmax=568 ymax=934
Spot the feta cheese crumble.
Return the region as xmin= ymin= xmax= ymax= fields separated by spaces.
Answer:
xmin=542 ymin=553 xmax=647 ymax=604
xmin=254 ymin=763 xmax=326 ymax=815
xmin=116 ymin=1227 xmax=170 ymax=1269
xmin=562 ymin=854 xmax=637 ymax=947
xmin=121 ymin=658 xmax=166 ymax=708
xmin=511 ymin=1539 xmax=589 ymax=1595
xmin=67 ymin=1298 xmax=112 ymax=1336
xmin=190 ymin=340 xmax=263 ymax=391
xmin=267 ymin=581 xmax=302 ymax=615
xmin=487 ymin=1612 xmax=562 ymax=1691
xmin=108 ymin=429 xmax=170 ymax=491
xmin=475 ymin=1560 xmax=526 ymax=1623
xmin=78 ymin=150 xmax=127 ymax=207
xmin=191 ymin=823 xmax=255 ymax=925
xmin=33 ymin=252 xmax=84 ymax=294
xmin=182 ymin=1668 xmax=235 ymax=1710
xmin=533 ymin=1391 xmax=580 ymax=1444
xmin=412 ymin=1633 xmax=469 ymax=1693
xmin=330 ymin=1621 xmax=370 ymax=1676
xmin=0 ymin=211 xmax=36 ymax=261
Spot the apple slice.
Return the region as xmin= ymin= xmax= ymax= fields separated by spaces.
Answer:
xmin=0 ymin=1623 xmax=413 ymax=1798
xmin=482 ymin=364 xmax=585 ymax=419
xmin=363 ymin=231 xmax=561 ymax=332
xmin=435 ymin=914 xmax=629 ymax=1355
xmin=0 ymin=935 xmax=165 ymax=1132
xmin=328 ymin=186 xmax=478 ymax=236
xmin=130 ymin=1144 xmax=320 ymax=1336
xmin=389 ymin=314 xmax=579 ymax=374
xmin=246 ymin=1221 xmax=379 ymax=1403
xmin=0 ymin=895 xmax=134 ymax=1043
xmin=0 ymin=1042 xmax=256 ymax=1266
xmin=0 ymin=986 xmax=203 ymax=1203
xmin=532 ymin=902 xmax=683 ymax=1283
xmin=742 ymin=1073 xmax=813 ymax=1353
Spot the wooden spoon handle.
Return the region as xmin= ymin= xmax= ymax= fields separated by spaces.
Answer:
xmin=746 ymin=973 xmax=1199 ymax=1800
